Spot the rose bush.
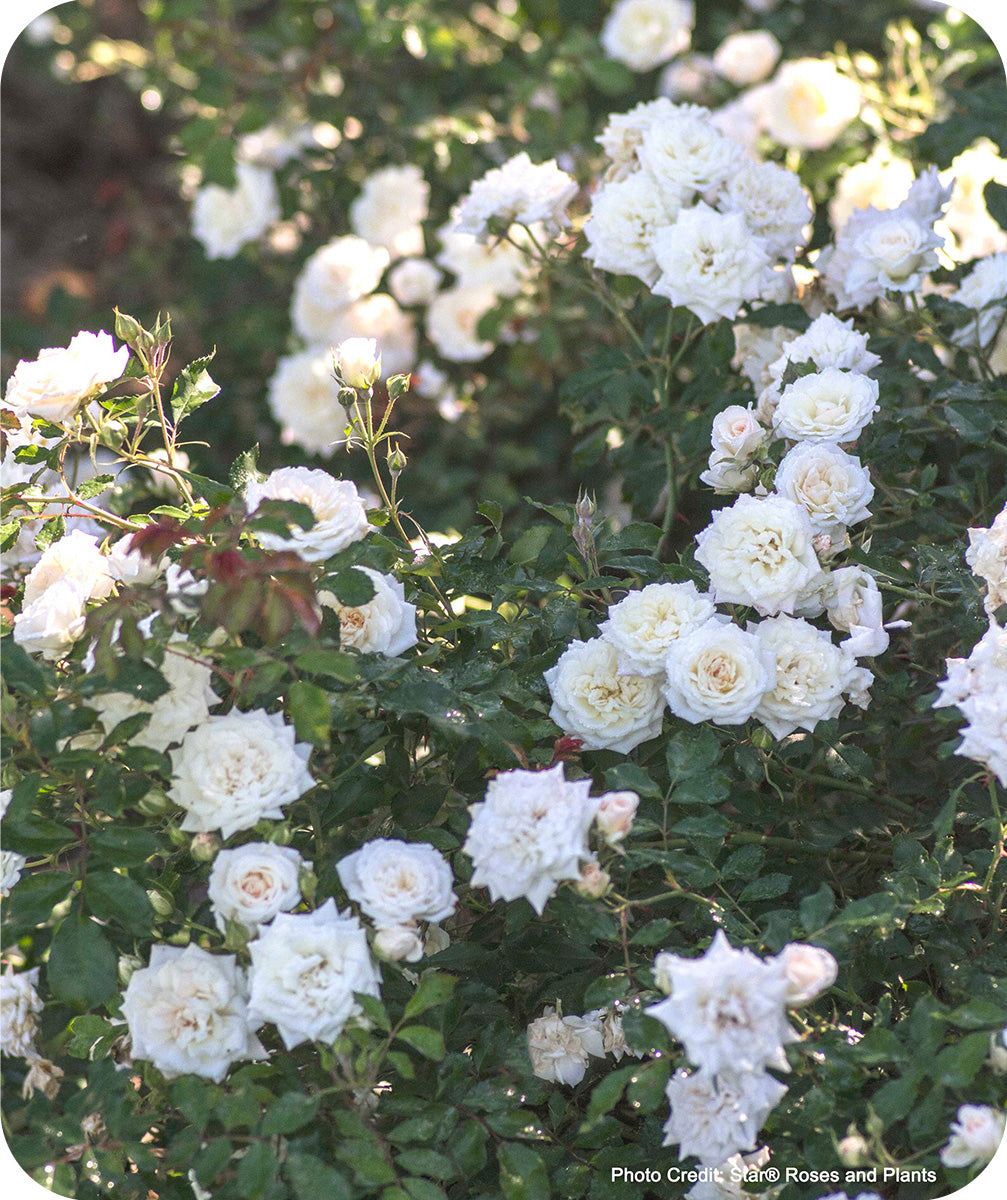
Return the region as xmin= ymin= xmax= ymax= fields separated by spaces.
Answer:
xmin=3 ymin=3 xmax=1007 ymax=1200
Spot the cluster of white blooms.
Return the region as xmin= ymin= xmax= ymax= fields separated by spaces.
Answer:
xmin=527 ymin=1003 xmax=641 ymax=1085
xmin=336 ymin=838 xmax=456 ymax=963
xmin=463 ymin=764 xmax=638 ymax=914
xmin=934 ymin=532 xmax=1007 ymax=784
xmin=648 ymin=933 xmax=836 ymax=1164
xmin=319 ymin=567 xmax=418 ymax=657
xmin=601 ymin=0 xmax=694 ymax=73
xmin=191 ymin=163 xmax=280 ymax=259
xmin=245 ymin=466 xmax=370 ymax=562
xmin=585 ymin=100 xmax=810 ymax=323
xmin=207 ymin=842 xmax=305 ymax=932
xmin=169 ymin=708 xmax=314 ymax=838
xmin=939 ymin=1104 xmax=1006 ymax=1170
xmin=4 ymin=329 xmax=128 ymax=423
xmin=822 ymin=169 xmax=953 ymax=310
xmin=454 ymin=152 xmax=577 ymax=242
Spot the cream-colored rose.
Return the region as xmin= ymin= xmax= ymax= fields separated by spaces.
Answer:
xmin=191 ymin=163 xmax=279 ymax=259
xmin=454 ymin=152 xmax=577 ymax=241
xmin=1 ymin=851 xmax=27 ymax=898
xmin=583 ymin=171 xmax=683 ymax=287
xmin=600 ymin=581 xmax=717 ymax=676
xmin=13 ymin=579 xmax=90 ymax=661
xmin=336 ymin=838 xmax=456 ymax=929
xmin=713 ymin=30 xmax=780 ymax=86
xmin=773 ymin=942 xmax=838 ymax=1004
xmin=699 ymin=449 xmax=760 ymax=494
xmin=711 ymin=405 xmax=767 ymax=460
xmin=267 ymin=349 xmax=348 ymax=457
xmin=208 ymin=842 xmax=304 ymax=931
xmin=291 ymin=237 xmax=390 ymax=342
xmin=319 ymin=567 xmax=418 ymax=656
xmin=373 ymin=925 xmax=425 ymax=963
xmin=389 ymin=257 xmax=442 ymax=307
xmin=772 ymin=368 xmax=879 ymax=445
xmin=829 ymin=148 xmax=915 ymax=232
xmin=601 ymin=0 xmax=694 ymax=73
xmin=758 ymin=59 xmax=861 ymax=150
xmin=4 ymin=330 xmax=128 ymax=422
xmin=940 ymin=1105 xmax=1006 ymax=1170
xmin=774 ymin=442 xmax=874 ymax=532
xmin=575 ymin=860 xmax=612 ymax=898
xmin=245 ymin=467 xmax=370 ymax=562
xmin=350 ymin=164 xmax=428 ymax=259
xmin=664 ymin=619 xmax=776 ymax=725
xmin=1 ymin=966 xmax=43 ymax=1058
xmin=426 ymin=285 xmax=498 ymax=362
xmin=325 ymin=294 xmax=417 ymax=378
xmin=527 ymin=1006 xmax=605 ymax=1085
xmin=595 ymin=790 xmax=640 ymax=844
xmin=22 ymin=529 xmax=114 ymax=609
xmin=333 ymin=337 xmax=381 ymax=389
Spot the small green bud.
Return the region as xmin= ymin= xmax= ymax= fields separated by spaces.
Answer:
xmin=751 ymin=726 xmax=774 ymax=751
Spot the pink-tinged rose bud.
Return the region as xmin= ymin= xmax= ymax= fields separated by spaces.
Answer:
xmin=775 ymin=942 xmax=838 ymax=1004
xmin=576 ymin=861 xmax=611 ymax=898
xmin=837 ymin=1133 xmax=869 ymax=1166
xmin=595 ymin=790 xmax=640 ymax=845
xmin=333 ymin=337 xmax=381 ymax=389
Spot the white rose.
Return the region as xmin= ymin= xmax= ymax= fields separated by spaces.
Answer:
xmin=661 ymin=1067 xmax=788 ymax=1166
xmin=713 ymin=30 xmax=781 ymax=86
xmin=967 ymin=505 xmax=1007 ymax=613
xmin=336 ymin=838 xmax=456 ymax=929
xmin=454 ymin=152 xmax=577 ymax=241
xmin=938 ymin=139 xmax=1007 ymax=264
xmin=951 ymin=253 xmax=1007 ymax=349
xmin=774 ymin=442 xmax=874 ymax=532
xmin=169 ymin=708 xmax=314 ymax=839
xmin=389 ymin=257 xmax=443 ymax=307
xmin=695 ymin=493 xmax=823 ymax=615
xmin=719 ymin=160 xmax=812 ymax=262
xmin=710 ymin=405 xmax=767 ymax=460
xmin=663 ymin=620 xmax=775 ymax=726
xmin=766 ymin=314 xmax=882 ymax=388
xmin=601 ymin=0 xmax=694 ymax=73
xmin=595 ymin=790 xmax=640 ymax=844
xmin=191 ymin=163 xmax=280 ymax=260
xmin=657 ymin=55 xmax=719 ymax=103
xmin=988 ymin=1028 xmax=1007 ymax=1074
xmin=373 ymin=925 xmax=425 ymax=963
xmin=291 ymin=237 xmax=390 ymax=342
xmin=940 ymin=1105 xmax=1006 ymax=1169
xmin=772 ymin=369 xmax=879 ymax=445
xmin=545 ymin=638 xmax=666 ymax=753
xmin=463 ymin=764 xmax=599 ymax=914
xmin=426 ymin=285 xmax=498 ymax=362
xmin=753 ymin=614 xmax=870 ymax=738
xmin=333 ymin=337 xmax=381 ymax=389
xmin=576 ymin=860 xmax=611 ymax=897
xmin=22 ymin=529 xmax=114 ymax=609
xmin=845 ymin=211 xmax=941 ymax=299
xmin=527 ymin=1006 xmax=605 ymax=1085
xmin=267 ymin=349 xmax=348 ymax=457
xmin=638 ymin=112 xmax=743 ymax=200
xmin=1 ymin=965 xmax=43 ymax=1058
xmin=758 ymin=59 xmax=861 ymax=150
xmin=1 ymin=850 xmax=27 ymax=898
xmin=652 ymin=204 xmax=770 ymax=326
xmin=0 ymin=789 xmax=10 ymax=820
xmin=13 ymin=578 xmax=90 ymax=661
xmin=955 ymin=691 xmax=1007 ymax=787
xmin=349 ymin=164 xmax=428 ymax=259
xmin=246 ymin=899 xmax=381 ymax=1049
xmin=245 ymin=466 xmax=370 ymax=562
xmin=828 ymin=148 xmax=916 ymax=232
xmin=324 ymin=294 xmax=417 ymax=378
xmin=3 ymin=330 xmax=129 ymax=422
xmin=207 ymin=842 xmax=304 ymax=931
xmin=319 ymin=567 xmax=418 ymax=656
xmin=121 ymin=944 xmax=265 ymax=1082
xmin=599 ymin=580 xmax=717 ymax=676
xmin=436 ymin=218 xmax=531 ymax=295
xmin=773 ymin=942 xmax=838 ymax=1005
xmin=105 ymin=538 xmax=163 ymax=588
xmin=583 ymin=172 xmax=683 ymax=287
xmin=236 ymin=120 xmax=317 ymax=168
xmin=595 ymin=97 xmax=684 ymax=180
xmin=823 ymin=566 xmax=894 ymax=658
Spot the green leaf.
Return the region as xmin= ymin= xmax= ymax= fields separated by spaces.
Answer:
xmin=403 ymin=1180 xmax=449 ymax=1200
xmin=193 ymin=1138 xmax=233 ymax=1188
xmin=175 ymin=469 xmax=233 ymax=506
xmin=4 ymin=871 xmax=75 ymax=927
xmin=171 ymin=351 xmax=220 ymax=423
xmin=293 ymin=649 xmax=358 ymax=682
xmin=229 ymin=443 xmax=261 ymax=492
xmin=395 ymin=1149 xmax=455 ymax=1180
xmin=584 ymin=1063 xmax=638 ymax=1121
xmin=630 ymin=918 xmax=675 ymax=946
xmin=84 ymin=870 xmax=156 ymax=935
xmin=799 ymin=884 xmax=836 ymax=935
xmin=933 ymin=1031 xmax=995 ymax=1087
xmin=984 ymin=180 xmax=1007 ymax=230
xmin=403 ymin=972 xmax=456 ymax=1019
xmin=171 ymin=1076 xmax=220 ymax=1132
xmin=497 ymin=1142 xmax=549 ymax=1200
xmin=355 ymin=992 xmax=392 ymax=1032
xmin=288 ymin=680 xmax=331 ymax=748
xmin=286 ymin=1154 xmax=353 ymax=1200
xmin=325 ymin=567 xmax=377 ymax=606
xmin=261 ymin=1092 xmax=321 ymax=1135
xmin=47 ymin=912 xmax=118 ymax=1011
xmin=76 ymin=474 xmax=115 ymax=500
xmin=65 ymin=1014 xmax=118 ymax=1060
xmin=738 ymin=873 xmax=791 ymax=902
xmin=236 ymin=1140 xmax=280 ymax=1200
xmin=509 ymin=525 xmax=553 ymax=566
xmin=396 ymin=1025 xmax=445 ymax=1060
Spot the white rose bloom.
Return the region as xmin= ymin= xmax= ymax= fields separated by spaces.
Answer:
xmin=685 ymin=1149 xmax=772 ymax=1200
xmin=267 ymin=349 xmax=347 ymax=457
xmin=648 ymin=932 xmax=796 ymax=1075
xmin=245 ymin=466 xmax=370 ymax=562
xmin=829 ymin=149 xmax=916 ymax=232
xmin=436 ymin=218 xmax=531 ymax=295
xmin=601 ymin=0 xmax=694 ymax=73
xmin=13 ymin=578 xmax=90 ymax=661
xmin=710 ymin=92 xmax=765 ymax=158
xmin=319 ymin=567 xmax=418 ymax=656
xmin=413 ymin=360 xmax=450 ymax=400
xmin=940 ymin=1105 xmax=1006 ymax=1169
xmin=753 ymin=615 xmax=870 ymax=738
xmin=595 ymin=790 xmax=640 ymax=845
xmin=454 ymin=152 xmax=577 ymax=241
xmin=772 ymin=368 xmax=879 ymax=445
xmin=1 ymin=966 xmax=43 ymax=1058
xmin=349 ymin=164 xmax=429 ymax=259
xmin=652 ymin=204 xmax=770 ymax=326
xmin=336 ymin=838 xmax=456 ymax=929
xmin=766 ymin=314 xmax=882 ymax=389
xmin=951 ymin=253 xmax=1007 ymax=350
xmin=661 ymin=1067 xmax=788 ymax=1166
xmin=389 ymin=257 xmax=443 ymax=307
xmin=3 ymin=330 xmax=129 ymax=422
xmin=324 ymin=295 xmax=417 ymax=378
xmin=527 ymin=1006 xmax=605 ymax=1085
xmin=719 ymin=160 xmax=812 ymax=262
xmin=207 ymin=842 xmax=304 ymax=931
xmin=938 ymin=139 xmax=1007 ymax=263
xmin=291 ymin=237 xmax=390 ymax=342
xmin=246 ymin=899 xmax=381 ymax=1049
xmin=596 ymin=97 xmax=688 ymax=180
xmin=105 ymin=538 xmax=163 ymax=589
xmin=463 ymin=764 xmax=599 ymax=914
xmin=426 ymin=285 xmax=498 ymax=362
xmin=545 ymin=638 xmax=666 ymax=753
xmin=121 ymin=944 xmax=265 ymax=1082
xmin=658 ymin=54 xmax=719 ymax=103
xmin=773 ymin=943 xmax=838 ymax=1005
xmin=967 ymin=505 xmax=1007 ymax=613
xmin=713 ymin=30 xmax=781 ymax=86
xmin=191 ymin=163 xmax=280 ymax=260
xmin=664 ymin=620 xmax=775 ymax=726
xmin=333 ymin=337 xmax=381 ymax=389
xmin=955 ymin=690 xmax=1007 ymax=787
xmin=169 ymin=708 xmax=314 ymax=839
xmin=695 ymin=493 xmax=823 ymax=615
xmin=1 ymin=850 xmax=27 ymax=897
xmin=935 ymin=622 xmax=1007 ymax=712
xmin=638 ymin=112 xmax=742 ymax=200
xmin=732 ymin=324 xmax=792 ymax=392
xmin=22 ymin=529 xmax=114 ymax=608
xmin=599 ymin=581 xmax=717 ymax=676
xmin=373 ymin=925 xmax=425 ymax=963
xmin=842 ymin=211 xmax=942 ymax=304
xmin=699 ymin=449 xmax=760 ymax=495
xmin=824 ymin=567 xmax=895 ymax=657
xmin=988 ymin=1028 xmax=1007 ymax=1074
xmin=0 ymin=789 xmax=10 ymax=820
xmin=775 ymin=442 xmax=874 ymax=532
xmin=710 ymin=405 xmax=767 ymax=460
xmin=236 ymin=120 xmax=317 ymax=168
xmin=583 ymin=172 xmax=683 ymax=287
xmin=758 ymin=59 xmax=861 ymax=150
